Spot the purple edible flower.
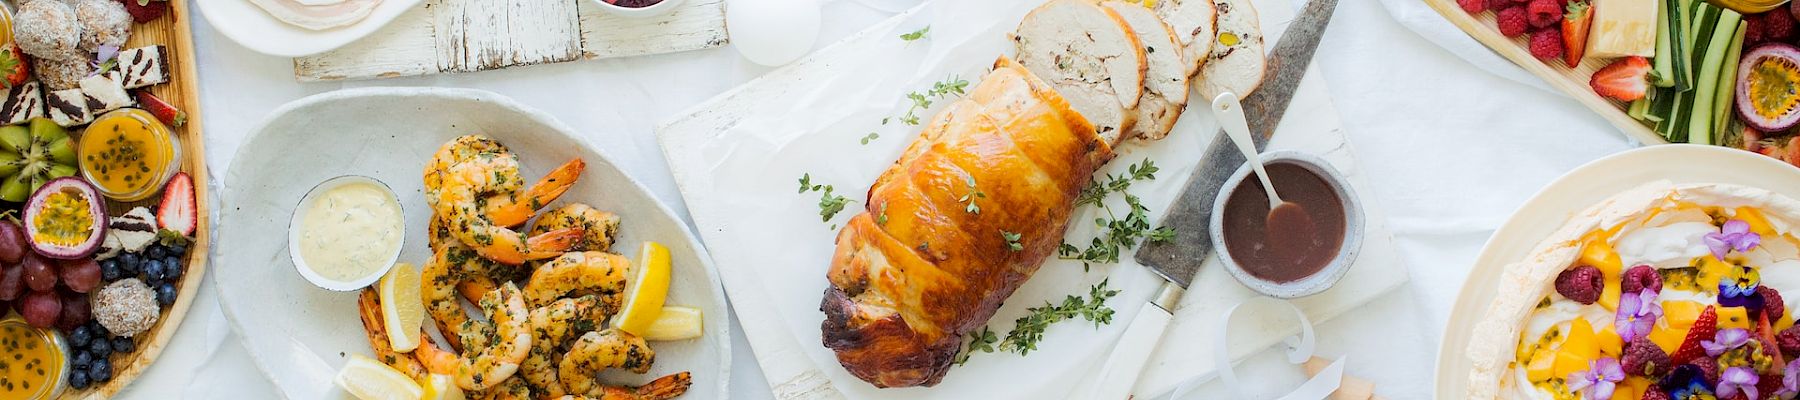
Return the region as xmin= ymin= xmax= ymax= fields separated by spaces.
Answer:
xmin=1617 ymin=289 xmax=1663 ymax=342
xmin=1776 ymin=359 xmax=1800 ymax=400
xmin=1706 ymin=219 xmax=1763 ymax=261
xmin=1569 ymin=357 xmax=1626 ymax=400
xmin=1704 ymin=328 xmax=1753 ymax=357
xmin=1718 ymin=366 xmax=1760 ymax=400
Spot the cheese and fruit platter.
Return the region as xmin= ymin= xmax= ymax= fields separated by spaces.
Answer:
xmin=0 ymin=0 xmax=209 ymax=398
xmin=1424 ymin=0 xmax=1800 ymax=167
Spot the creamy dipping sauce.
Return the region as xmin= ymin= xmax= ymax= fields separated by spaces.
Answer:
xmin=297 ymin=181 xmax=403 ymax=282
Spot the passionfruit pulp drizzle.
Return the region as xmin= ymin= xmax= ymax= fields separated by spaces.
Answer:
xmin=1750 ymin=56 xmax=1800 ymax=119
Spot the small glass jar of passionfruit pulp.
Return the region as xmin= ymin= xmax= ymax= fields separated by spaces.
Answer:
xmin=78 ymin=109 xmax=181 ymax=202
xmin=0 ymin=317 xmax=69 ymax=399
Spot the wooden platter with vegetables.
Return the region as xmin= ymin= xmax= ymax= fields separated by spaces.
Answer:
xmin=1423 ymin=0 xmax=1800 ymax=167
xmin=0 ymin=0 xmax=209 ymax=398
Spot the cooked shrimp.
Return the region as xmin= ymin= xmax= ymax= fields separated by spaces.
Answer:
xmin=417 ymin=282 xmax=534 ymax=391
xmin=426 ymin=135 xmax=585 ymax=265
xmin=485 ymin=159 xmax=586 ymax=228
xmin=520 ymin=296 xmax=606 ymax=397
xmin=355 ymin=288 xmax=428 ymax=380
xmin=555 ymin=372 xmax=692 ymax=400
xmin=422 ymin=247 xmax=484 ymax=352
xmin=523 ymin=252 xmax=629 ymax=309
xmin=559 ymin=329 xmax=656 ymax=396
xmin=478 ymin=376 xmax=533 ymax=400
xmin=528 ymin=203 xmax=622 ymax=253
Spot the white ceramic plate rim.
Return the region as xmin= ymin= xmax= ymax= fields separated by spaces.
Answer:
xmin=195 ymin=0 xmax=424 ymax=58
xmin=212 ymin=87 xmax=731 ymax=398
xmin=1432 ymin=144 xmax=1800 ymax=398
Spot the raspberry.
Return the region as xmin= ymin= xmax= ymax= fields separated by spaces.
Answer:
xmin=1746 ymin=10 xmax=1797 ymax=46
xmin=1622 ymin=265 xmax=1663 ymax=295
xmin=1529 ymin=27 xmax=1564 ymax=60
xmin=1459 ymin=0 xmax=1486 ymax=13
xmin=1527 ymin=0 xmax=1563 ymax=28
xmin=1555 ymin=265 xmax=1604 ymax=304
xmin=1688 ymin=356 xmax=1719 ymax=384
xmin=1760 ymin=286 xmax=1785 ymax=321
xmin=1622 ymin=337 xmax=1672 ymax=376
xmin=1498 ymin=6 xmax=1530 ymax=37
xmin=1778 ymin=325 xmax=1800 ymax=359
xmin=1642 ymin=389 xmax=1672 ymax=400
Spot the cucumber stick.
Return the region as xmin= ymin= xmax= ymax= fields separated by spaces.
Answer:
xmin=1712 ymin=22 xmax=1745 ymax=138
xmin=1687 ymin=8 xmax=1741 ymax=145
xmin=1665 ymin=3 xmax=1725 ymax=142
xmin=1652 ymin=0 xmax=1688 ymax=89
xmin=1680 ymin=0 xmax=1702 ymax=87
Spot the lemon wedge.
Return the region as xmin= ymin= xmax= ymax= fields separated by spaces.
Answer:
xmin=379 ymin=262 xmax=424 ymax=352
xmin=421 ymin=373 xmax=466 ymax=400
xmin=615 ymin=242 xmax=672 ymax=336
xmin=643 ymin=306 xmax=704 ymax=341
xmin=335 ymin=354 xmax=424 ymax=400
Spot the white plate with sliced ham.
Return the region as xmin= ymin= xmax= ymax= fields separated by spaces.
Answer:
xmin=196 ymin=0 xmax=421 ymax=57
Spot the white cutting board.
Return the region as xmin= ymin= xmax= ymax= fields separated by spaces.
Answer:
xmin=656 ymin=0 xmax=1409 ymax=398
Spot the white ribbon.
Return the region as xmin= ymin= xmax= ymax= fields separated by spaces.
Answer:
xmin=1163 ymin=296 xmax=1345 ymax=400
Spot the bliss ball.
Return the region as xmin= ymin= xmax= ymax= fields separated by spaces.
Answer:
xmin=92 ymin=279 xmax=159 ymax=338
xmin=13 ymin=0 xmax=82 ymax=61
xmin=32 ymin=56 xmax=93 ymax=91
xmin=74 ymin=0 xmax=132 ymax=53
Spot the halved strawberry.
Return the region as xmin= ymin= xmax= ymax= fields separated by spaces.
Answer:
xmin=1757 ymin=312 xmax=1787 ymax=367
xmin=0 ymin=43 xmax=30 ymax=89
xmin=120 ymin=0 xmax=168 ymax=24
xmin=1591 ymin=56 xmax=1651 ymax=101
xmin=135 ymin=91 xmax=186 ymax=127
xmin=1671 ymin=306 xmax=1719 ymax=365
xmin=1563 ymin=1 xmax=1592 ymax=68
xmin=157 ymin=172 xmax=195 ymax=237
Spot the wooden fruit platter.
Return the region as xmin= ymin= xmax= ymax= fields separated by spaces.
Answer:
xmin=0 ymin=0 xmax=210 ymax=397
xmin=1419 ymin=0 xmax=1668 ymax=145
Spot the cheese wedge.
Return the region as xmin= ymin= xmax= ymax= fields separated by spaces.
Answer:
xmin=1587 ymin=0 xmax=1657 ymax=58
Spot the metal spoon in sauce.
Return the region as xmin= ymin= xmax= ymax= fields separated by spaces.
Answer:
xmin=1211 ymin=92 xmax=1317 ymax=256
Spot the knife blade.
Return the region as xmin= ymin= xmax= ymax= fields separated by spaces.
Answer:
xmin=1081 ymin=0 xmax=1340 ymax=398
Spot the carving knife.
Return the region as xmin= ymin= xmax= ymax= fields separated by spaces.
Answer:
xmin=1081 ymin=0 xmax=1340 ymax=397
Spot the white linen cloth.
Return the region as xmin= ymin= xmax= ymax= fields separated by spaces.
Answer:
xmin=104 ymin=0 xmax=1638 ymax=398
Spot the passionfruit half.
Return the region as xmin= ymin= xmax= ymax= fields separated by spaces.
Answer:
xmin=23 ymin=177 xmax=106 ymax=259
xmin=1736 ymin=43 xmax=1800 ymax=131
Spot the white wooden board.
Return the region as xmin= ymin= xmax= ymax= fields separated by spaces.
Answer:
xmin=293 ymin=0 xmax=727 ymax=81
xmin=655 ymin=1 xmax=1409 ymax=399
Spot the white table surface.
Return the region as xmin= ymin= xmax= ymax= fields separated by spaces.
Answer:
xmin=105 ymin=0 xmax=1639 ymax=398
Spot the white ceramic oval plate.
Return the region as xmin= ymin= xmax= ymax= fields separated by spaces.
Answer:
xmin=195 ymin=0 xmax=423 ymax=57
xmin=1434 ymin=145 xmax=1800 ymax=398
xmin=214 ymin=87 xmax=730 ymax=399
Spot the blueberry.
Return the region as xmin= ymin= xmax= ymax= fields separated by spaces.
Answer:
xmin=69 ymin=370 xmax=89 ymax=389
xmin=146 ymin=246 xmax=166 ymax=260
xmin=162 ymin=257 xmax=181 ymax=279
xmin=99 ymin=259 xmax=121 ymax=281
xmin=90 ymin=359 xmax=111 ymax=382
xmin=118 ymin=253 xmax=140 ymax=274
xmin=168 ymin=245 xmax=186 ymax=256
xmin=72 ymin=350 xmax=91 ymax=369
xmin=112 ymin=337 xmax=134 ymax=354
xmin=89 ymin=336 xmax=111 ymax=356
xmin=156 ymin=284 xmax=176 ymax=306
xmin=68 ymin=325 xmax=92 ymax=348
xmin=144 ymin=260 xmax=165 ymax=281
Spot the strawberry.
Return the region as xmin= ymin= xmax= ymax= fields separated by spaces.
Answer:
xmin=135 ymin=91 xmax=186 ymax=127
xmin=1671 ymin=306 xmax=1719 ymax=365
xmin=119 ymin=0 xmax=168 ymax=24
xmin=1757 ymin=313 xmax=1787 ymax=366
xmin=1591 ymin=56 xmax=1651 ymax=101
xmin=1563 ymin=1 xmax=1592 ymax=68
xmin=1527 ymin=0 xmax=1563 ymax=28
xmin=157 ymin=172 xmax=195 ymax=237
xmin=1786 ymin=136 xmax=1800 ymax=169
xmin=0 ymin=43 xmax=29 ymax=90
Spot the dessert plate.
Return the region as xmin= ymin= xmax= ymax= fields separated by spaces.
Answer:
xmin=1434 ymin=144 xmax=1800 ymax=398
xmin=214 ymin=87 xmax=730 ymax=399
xmin=195 ymin=0 xmax=423 ymax=57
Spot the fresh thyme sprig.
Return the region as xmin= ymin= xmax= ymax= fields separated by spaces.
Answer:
xmin=860 ymin=132 xmax=880 ymax=145
xmin=1001 ymin=230 xmax=1023 ymax=252
xmin=900 ymin=26 xmax=930 ymax=41
xmin=959 ymin=176 xmax=985 ymax=214
xmin=954 ymin=280 xmax=1120 ymax=365
xmin=798 ymin=173 xmax=853 ymax=225
xmin=897 ymin=75 xmax=970 ymax=126
xmin=1060 ymin=159 xmax=1176 ymax=270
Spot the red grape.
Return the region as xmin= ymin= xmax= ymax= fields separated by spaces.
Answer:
xmin=0 ymin=220 xmax=25 ymax=264
xmin=20 ymin=290 xmax=60 ymax=328
xmin=21 ymin=253 xmax=54 ymax=292
xmin=55 ymin=290 xmax=89 ymax=331
xmin=58 ymin=258 xmax=100 ymax=293
xmin=0 ymin=262 xmax=19 ymax=301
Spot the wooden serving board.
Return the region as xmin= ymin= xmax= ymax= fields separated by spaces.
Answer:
xmin=291 ymin=0 xmax=728 ymax=82
xmin=1419 ymin=0 xmax=1668 ymax=145
xmin=57 ymin=0 xmax=211 ymax=398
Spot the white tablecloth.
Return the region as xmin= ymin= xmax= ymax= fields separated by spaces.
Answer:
xmin=105 ymin=0 xmax=1642 ymax=398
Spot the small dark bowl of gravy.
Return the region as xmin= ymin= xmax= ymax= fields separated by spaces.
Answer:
xmin=1210 ymin=150 xmax=1363 ymax=298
